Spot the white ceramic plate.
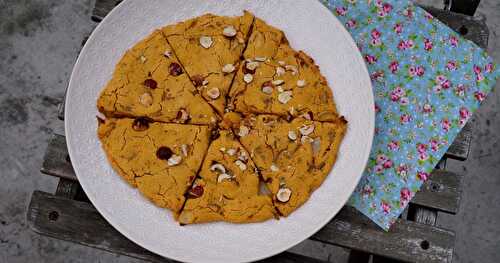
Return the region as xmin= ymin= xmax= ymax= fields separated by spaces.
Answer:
xmin=65 ymin=0 xmax=374 ymax=262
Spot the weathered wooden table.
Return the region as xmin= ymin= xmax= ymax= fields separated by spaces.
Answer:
xmin=27 ymin=0 xmax=489 ymax=262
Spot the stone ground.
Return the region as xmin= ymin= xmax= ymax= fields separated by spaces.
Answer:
xmin=0 ymin=0 xmax=498 ymax=262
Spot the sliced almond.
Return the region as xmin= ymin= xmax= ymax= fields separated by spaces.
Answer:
xmin=276 ymin=66 xmax=285 ymax=76
xmin=207 ymin=87 xmax=220 ymax=99
xmin=235 ymin=160 xmax=247 ymax=171
xmin=177 ymin=109 xmax=190 ymax=123
xmin=301 ymin=112 xmax=312 ymax=120
xmin=277 ymin=188 xmax=292 ymax=202
xmin=288 ymin=130 xmax=297 ymax=141
xmin=285 ymin=65 xmax=298 ymax=75
xmin=238 ymin=125 xmax=250 ymax=137
xmin=301 ymin=135 xmax=314 ymax=144
xmin=254 ymin=57 xmax=267 ymax=62
xmin=199 ymin=36 xmax=213 ymax=49
xmin=262 ymin=86 xmax=273 ymax=94
xmin=202 ymin=79 xmax=209 ymax=86
xmin=277 ymin=86 xmax=284 ymax=93
xmin=246 ymin=61 xmax=259 ymax=71
xmin=181 ymin=144 xmax=189 ymax=157
xmin=217 ymin=173 xmax=232 ymax=183
xmin=210 ymin=163 xmax=226 ymax=174
xmin=222 ymin=63 xmax=235 ymax=73
xmin=272 ymin=79 xmax=284 ymax=86
xmin=139 ymin=92 xmax=153 ymax=106
xmin=238 ymin=151 xmax=249 ymax=161
xmin=299 ymin=124 xmax=315 ymax=136
xmin=278 ymin=60 xmax=286 ymax=66
xmin=226 ymin=148 xmax=237 ymax=156
xmin=243 ymin=73 xmax=253 ymax=84
xmin=270 ymin=164 xmax=279 ymax=172
xmin=297 ymin=79 xmax=306 ymax=87
xmin=140 ymin=55 xmax=147 ymax=63
xmin=167 ymin=155 xmax=182 ymax=166
xmin=222 ymin=25 xmax=237 ymax=37
xmin=163 ymin=50 xmax=172 ymax=58
xmin=278 ymin=91 xmax=293 ymax=104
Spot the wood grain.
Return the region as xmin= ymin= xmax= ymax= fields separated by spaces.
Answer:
xmin=41 ymin=134 xmax=76 ymax=181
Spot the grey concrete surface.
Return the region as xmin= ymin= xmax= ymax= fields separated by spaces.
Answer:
xmin=0 ymin=0 xmax=498 ymax=262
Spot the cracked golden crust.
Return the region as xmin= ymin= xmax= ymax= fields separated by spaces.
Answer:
xmin=97 ymin=118 xmax=210 ymax=213
xmin=96 ymin=30 xmax=218 ymax=125
xmin=238 ymin=115 xmax=347 ymax=216
xmin=178 ymin=131 xmax=276 ymax=224
xmin=229 ymin=20 xmax=338 ymax=122
xmin=162 ymin=11 xmax=254 ymax=115
xmin=97 ymin=12 xmax=347 ymax=224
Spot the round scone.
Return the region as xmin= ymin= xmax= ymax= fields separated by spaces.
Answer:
xmin=97 ymin=11 xmax=347 ymax=224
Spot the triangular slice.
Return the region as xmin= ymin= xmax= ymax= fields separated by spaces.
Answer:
xmin=178 ymin=130 xmax=276 ymax=224
xmin=237 ymin=115 xmax=347 ymax=216
xmin=97 ymin=117 xmax=210 ymax=213
xmin=97 ymin=30 xmax=218 ymax=125
xmin=229 ymin=18 xmax=338 ymax=121
xmin=162 ymin=11 xmax=254 ymax=115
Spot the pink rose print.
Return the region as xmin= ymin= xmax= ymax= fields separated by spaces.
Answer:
xmin=424 ymin=12 xmax=434 ymax=21
xmin=433 ymin=85 xmax=442 ymax=94
xmin=382 ymin=3 xmax=393 ymax=13
xmin=400 ymin=114 xmax=412 ymax=124
xmin=450 ymin=36 xmax=459 ymax=47
xmin=362 ymin=185 xmax=373 ymax=198
xmin=387 ymin=140 xmax=400 ymax=151
xmin=476 ymin=73 xmax=485 ymax=82
xmin=441 ymin=118 xmax=451 ymax=132
xmin=365 ymin=54 xmax=377 ymax=64
xmin=376 ymin=154 xmax=388 ymax=164
xmin=474 ymin=91 xmax=486 ymax=102
xmin=396 ymin=164 xmax=409 ymax=177
xmin=335 ymin=6 xmax=347 ymax=16
xmin=400 ymin=188 xmax=411 ymax=204
xmin=394 ymin=23 xmax=403 ymax=34
xmin=419 ymin=151 xmax=429 ymax=161
xmin=403 ymin=7 xmax=413 ymax=18
xmin=371 ymin=38 xmax=382 ymax=46
xmin=383 ymin=160 xmax=393 ymax=169
xmin=446 ymin=61 xmax=457 ymax=71
xmin=430 ymin=139 xmax=440 ymax=152
xmin=400 ymin=97 xmax=409 ymax=105
xmin=417 ymin=143 xmax=428 ymax=154
xmin=441 ymin=79 xmax=451 ymax=89
xmin=424 ymin=38 xmax=433 ymax=51
xmin=381 ymin=201 xmax=391 ymax=214
xmin=389 ymin=61 xmax=399 ymax=73
xmin=346 ymin=19 xmax=357 ymax=28
xmin=390 ymin=86 xmax=405 ymax=102
xmin=485 ymin=63 xmax=494 ymax=73
xmin=371 ymin=71 xmax=384 ymax=82
xmin=375 ymin=165 xmax=384 ymax=174
xmin=436 ymin=75 xmax=451 ymax=89
xmin=422 ymin=103 xmax=433 ymax=113
xmin=473 ymin=65 xmax=482 ymax=74
xmin=416 ymin=66 xmax=425 ymax=76
xmin=459 ymin=107 xmax=471 ymax=125
xmin=417 ymin=171 xmax=430 ymax=182
xmin=371 ymin=29 xmax=381 ymax=39
xmin=455 ymin=84 xmax=466 ymax=97
xmin=375 ymin=104 xmax=381 ymax=113
xmin=398 ymin=40 xmax=414 ymax=50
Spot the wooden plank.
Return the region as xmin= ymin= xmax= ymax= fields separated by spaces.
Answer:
xmin=311 ymin=206 xmax=455 ymax=263
xmin=40 ymin=134 xmax=76 ymax=181
xmin=410 ymin=170 xmax=462 ymax=214
xmin=55 ymin=178 xmax=80 ymax=199
xmin=92 ymin=0 xmax=122 ymax=22
xmin=450 ymin=0 xmax=481 ymax=16
xmin=423 ymin=6 xmax=489 ymax=49
xmin=28 ymin=191 xmax=327 ymax=263
xmin=445 ymin=122 xmax=473 ymax=161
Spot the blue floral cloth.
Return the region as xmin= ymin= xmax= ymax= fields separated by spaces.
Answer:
xmin=320 ymin=0 xmax=499 ymax=230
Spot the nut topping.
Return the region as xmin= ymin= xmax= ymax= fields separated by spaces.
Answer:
xmin=222 ymin=63 xmax=235 ymax=73
xmin=301 ymin=135 xmax=314 ymax=144
xmin=254 ymin=57 xmax=267 ymax=62
xmin=217 ymin=173 xmax=232 ymax=183
xmin=207 ymin=87 xmax=220 ymax=100
xmin=276 ymin=66 xmax=285 ymax=76
xmin=226 ymin=148 xmax=237 ymax=156
xmin=139 ymin=92 xmax=153 ymax=106
xmin=210 ymin=163 xmax=226 ymax=174
xmin=163 ymin=50 xmax=172 ymax=58
xmin=288 ymin=130 xmax=297 ymax=141
xmin=222 ymin=25 xmax=237 ymax=37
xmin=199 ymin=36 xmax=213 ymax=49
xmin=235 ymin=160 xmax=247 ymax=171
xmin=297 ymin=79 xmax=306 ymax=87
xmin=270 ymin=164 xmax=279 ymax=172
xmin=262 ymin=86 xmax=273 ymax=94
xmin=272 ymin=79 xmax=284 ymax=86
xmin=278 ymin=91 xmax=293 ymax=104
xmin=140 ymin=55 xmax=147 ymax=63
xmin=181 ymin=144 xmax=189 ymax=157
xmin=278 ymin=60 xmax=286 ymax=66
xmin=285 ymin=65 xmax=298 ymax=75
xmin=238 ymin=125 xmax=249 ymax=137
xmin=277 ymin=188 xmax=292 ymax=202
xmin=243 ymin=73 xmax=253 ymax=84
xmin=299 ymin=124 xmax=315 ymax=136
xmin=246 ymin=61 xmax=259 ymax=71
xmin=167 ymin=155 xmax=182 ymax=166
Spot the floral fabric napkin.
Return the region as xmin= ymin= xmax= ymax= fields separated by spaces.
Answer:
xmin=320 ymin=0 xmax=499 ymax=230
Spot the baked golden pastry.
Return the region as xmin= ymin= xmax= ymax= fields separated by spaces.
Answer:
xmin=97 ymin=12 xmax=347 ymax=224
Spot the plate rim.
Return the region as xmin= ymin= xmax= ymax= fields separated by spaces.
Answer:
xmin=65 ymin=0 xmax=375 ymax=262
